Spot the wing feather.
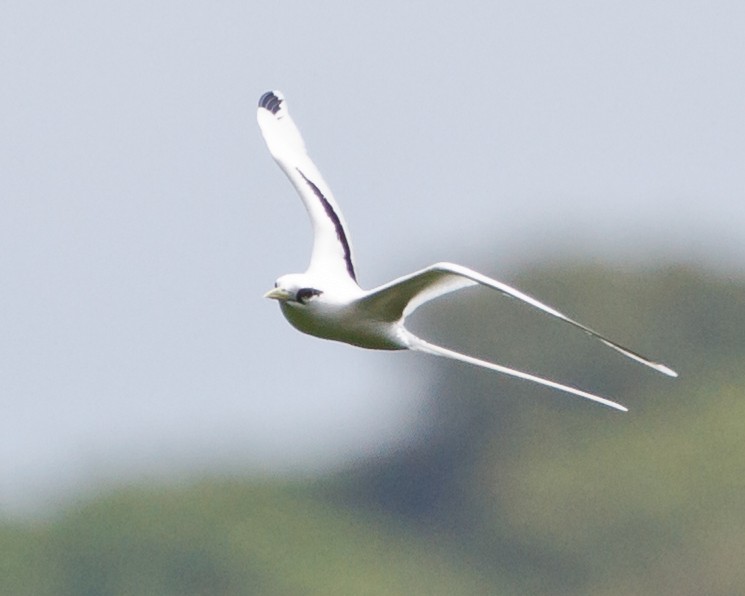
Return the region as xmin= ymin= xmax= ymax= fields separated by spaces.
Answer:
xmin=359 ymin=262 xmax=677 ymax=377
xmin=257 ymin=91 xmax=358 ymax=284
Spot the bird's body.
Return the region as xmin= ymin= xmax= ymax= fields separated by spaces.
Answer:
xmin=276 ymin=279 xmax=405 ymax=350
xmin=257 ymin=90 xmax=677 ymax=412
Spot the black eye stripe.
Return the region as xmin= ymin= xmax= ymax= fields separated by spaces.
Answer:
xmin=296 ymin=288 xmax=323 ymax=304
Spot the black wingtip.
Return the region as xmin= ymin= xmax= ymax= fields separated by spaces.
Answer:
xmin=259 ymin=91 xmax=283 ymax=115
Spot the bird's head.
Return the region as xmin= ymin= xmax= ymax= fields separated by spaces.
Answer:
xmin=264 ymin=274 xmax=324 ymax=306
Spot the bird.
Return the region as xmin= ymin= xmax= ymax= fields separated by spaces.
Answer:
xmin=257 ymin=90 xmax=677 ymax=412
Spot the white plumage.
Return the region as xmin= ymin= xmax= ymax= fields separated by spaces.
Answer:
xmin=258 ymin=90 xmax=676 ymax=412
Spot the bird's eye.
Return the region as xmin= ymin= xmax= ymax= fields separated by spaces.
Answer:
xmin=296 ymin=288 xmax=322 ymax=304
xmin=274 ymin=281 xmax=278 ymax=288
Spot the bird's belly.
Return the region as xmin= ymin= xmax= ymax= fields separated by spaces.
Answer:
xmin=279 ymin=303 xmax=405 ymax=351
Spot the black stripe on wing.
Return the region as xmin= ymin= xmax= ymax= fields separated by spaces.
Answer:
xmin=259 ymin=91 xmax=283 ymax=115
xmin=297 ymin=168 xmax=357 ymax=281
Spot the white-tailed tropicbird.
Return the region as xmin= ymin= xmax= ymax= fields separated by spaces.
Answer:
xmin=257 ymin=90 xmax=677 ymax=412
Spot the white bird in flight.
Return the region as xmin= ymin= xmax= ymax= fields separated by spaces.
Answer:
xmin=257 ymin=90 xmax=677 ymax=412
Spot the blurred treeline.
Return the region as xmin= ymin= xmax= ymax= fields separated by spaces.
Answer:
xmin=2 ymin=264 xmax=744 ymax=595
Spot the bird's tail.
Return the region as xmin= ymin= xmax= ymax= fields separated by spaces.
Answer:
xmin=406 ymin=334 xmax=628 ymax=412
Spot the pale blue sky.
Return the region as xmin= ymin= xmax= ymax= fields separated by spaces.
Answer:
xmin=2 ymin=1 xmax=743 ymax=514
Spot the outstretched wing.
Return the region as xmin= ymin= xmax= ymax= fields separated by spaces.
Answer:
xmin=358 ymin=261 xmax=677 ymax=377
xmin=257 ymin=91 xmax=358 ymax=284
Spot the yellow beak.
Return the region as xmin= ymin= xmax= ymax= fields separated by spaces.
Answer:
xmin=264 ymin=287 xmax=293 ymax=301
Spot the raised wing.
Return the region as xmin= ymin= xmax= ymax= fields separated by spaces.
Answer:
xmin=257 ymin=91 xmax=358 ymax=284
xmin=359 ymin=262 xmax=677 ymax=377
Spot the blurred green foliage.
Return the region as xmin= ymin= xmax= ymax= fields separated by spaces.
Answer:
xmin=2 ymin=264 xmax=743 ymax=594
xmin=1 ymin=482 xmax=498 ymax=595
